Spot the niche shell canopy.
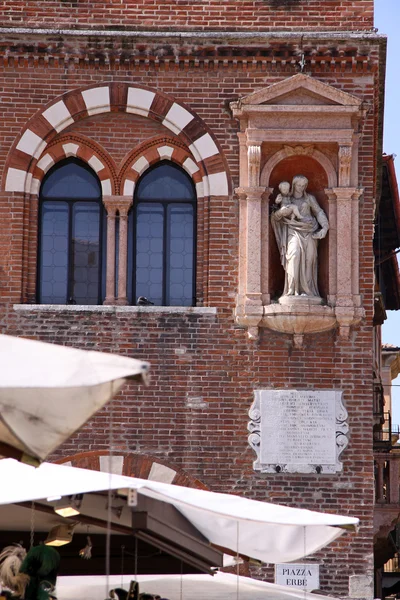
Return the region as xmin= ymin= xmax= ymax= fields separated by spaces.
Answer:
xmin=0 ymin=334 xmax=149 ymax=464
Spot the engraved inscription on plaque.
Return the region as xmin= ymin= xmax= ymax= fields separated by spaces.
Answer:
xmin=248 ymin=389 xmax=348 ymax=474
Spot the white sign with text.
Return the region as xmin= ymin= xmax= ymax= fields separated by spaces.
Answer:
xmin=275 ymin=564 xmax=320 ymax=590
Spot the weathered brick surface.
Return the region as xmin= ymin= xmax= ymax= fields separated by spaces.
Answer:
xmin=0 ymin=0 xmax=374 ymax=31
xmin=0 ymin=20 xmax=383 ymax=598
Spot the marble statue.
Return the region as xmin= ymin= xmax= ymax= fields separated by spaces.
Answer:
xmin=271 ymin=175 xmax=329 ymax=300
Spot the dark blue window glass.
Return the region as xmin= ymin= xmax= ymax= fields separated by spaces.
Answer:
xmin=130 ymin=162 xmax=196 ymax=306
xmin=38 ymin=159 xmax=104 ymax=305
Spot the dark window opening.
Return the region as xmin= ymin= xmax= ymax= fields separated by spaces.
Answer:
xmin=37 ymin=158 xmax=105 ymax=305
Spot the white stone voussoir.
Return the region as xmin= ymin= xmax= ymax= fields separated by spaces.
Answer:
xmin=88 ymin=155 xmax=105 ymax=173
xmin=62 ymin=143 xmax=80 ymax=157
xmin=43 ymin=101 xmax=74 ymax=133
xmin=208 ymin=172 xmax=229 ymax=196
xmin=182 ymin=157 xmax=199 ymax=175
xmin=157 ymin=145 xmax=174 ymax=160
xmin=148 ymin=462 xmax=176 ymax=484
xmin=162 ymin=103 xmax=194 ymax=134
xmin=16 ymin=129 xmax=46 ymax=159
xmin=132 ymin=156 xmax=149 ymax=175
xmin=101 ymin=179 xmax=112 ymax=195
xmin=5 ymin=168 xmax=27 ymax=192
xmin=37 ymin=154 xmax=55 ymax=173
xmin=126 ymin=87 xmax=155 ymax=117
xmin=82 ymin=86 xmax=110 ymax=116
xmin=123 ymin=179 xmax=135 ymax=196
xmin=189 ymin=133 xmax=219 ymax=161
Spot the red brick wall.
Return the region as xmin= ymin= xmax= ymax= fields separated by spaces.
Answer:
xmin=0 ymin=0 xmax=374 ymax=31
xmin=0 ymin=27 xmax=382 ymax=597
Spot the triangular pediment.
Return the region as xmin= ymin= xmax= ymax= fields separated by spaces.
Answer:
xmin=239 ymin=74 xmax=361 ymax=107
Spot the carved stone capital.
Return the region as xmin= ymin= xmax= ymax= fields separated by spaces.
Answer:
xmin=325 ymin=187 xmax=363 ymax=201
xmin=235 ymin=186 xmax=268 ymax=201
xmin=103 ymin=195 xmax=133 ymax=215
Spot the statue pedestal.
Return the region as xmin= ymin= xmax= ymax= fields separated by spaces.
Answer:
xmin=278 ymin=295 xmax=323 ymax=306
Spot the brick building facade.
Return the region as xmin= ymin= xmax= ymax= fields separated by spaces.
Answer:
xmin=0 ymin=0 xmax=385 ymax=597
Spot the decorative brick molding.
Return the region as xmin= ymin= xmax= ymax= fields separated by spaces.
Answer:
xmin=119 ymin=136 xmax=205 ymax=198
xmin=3 ymin=82 xmax=230 ymax=199
xmin=31 ymin=133 xmax=117 ymax=196
xmin=55 ymin=450 xmax=210 ymax=490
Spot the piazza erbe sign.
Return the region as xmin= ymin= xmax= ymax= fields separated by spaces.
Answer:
xmin=275 ymin=564 xmax=320 ymax=590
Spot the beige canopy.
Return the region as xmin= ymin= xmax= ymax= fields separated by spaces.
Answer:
xmin=0 ymin=334 xmax=149 ymax=464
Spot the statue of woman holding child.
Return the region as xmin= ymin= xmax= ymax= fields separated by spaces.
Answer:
xmin=271 ymin=175 xmax=329 ymax=300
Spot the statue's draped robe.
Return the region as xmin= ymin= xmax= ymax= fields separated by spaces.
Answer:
xmin=271 ymin=193 xmax=324 ymax=297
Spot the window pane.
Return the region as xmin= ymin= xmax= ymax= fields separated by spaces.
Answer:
xmin=39 ymin=201 xmax=69 ymax=304
xmin=72 ymin=202 xmax=100 ymax=304
xmin=167 ymin=204 xmax=194 ymax=306
xmin=41 ymin=161 xmax=101 ymax=199
xmin=137 ymin=163 xmax=194 ymax=201
xmin=135 ymin=203 xmax=164 ymax=305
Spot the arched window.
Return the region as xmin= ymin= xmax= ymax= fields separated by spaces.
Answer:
xmin=38 ymin=158 xmax=104 ymax=305
xmin=128 ymin=162 xmax=196 ymax=306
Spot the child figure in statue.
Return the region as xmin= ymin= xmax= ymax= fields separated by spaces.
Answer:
xmin=275 ymin=181 xmax=302 ymax=220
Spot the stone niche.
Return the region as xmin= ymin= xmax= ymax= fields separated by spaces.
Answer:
xmin=230 ymin=74 xmax=365 ymax=345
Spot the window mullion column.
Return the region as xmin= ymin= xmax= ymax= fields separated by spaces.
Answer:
xmin=103 ymin=195 xmax=132 ymax=306
xmin=117 ymin=200 xmax=132 ymax=305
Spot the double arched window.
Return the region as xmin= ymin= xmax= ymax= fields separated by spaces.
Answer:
xmin=38 ymin=159 xmax=104 ymax=305
xmin=38 ymin=159 xmax=196 ymax=306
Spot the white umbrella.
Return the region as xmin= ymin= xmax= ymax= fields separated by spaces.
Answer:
xmin=0 ymin=459 xmax=358 ymax=564
xmin=0 ymin=334 xmax=149 ymax=464
xmin=56 ymin=572 xmax=334 ymax=600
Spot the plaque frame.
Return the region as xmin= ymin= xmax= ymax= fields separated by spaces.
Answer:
xmin=248 ymin=389 xmax=349 ymax=474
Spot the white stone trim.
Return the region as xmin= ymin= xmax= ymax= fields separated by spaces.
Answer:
xmin=208 ymin=172 xmax=229 ymax=196
xmin=99 ymin=455 xmax=124 ymax=475
xmin=162 ymin=103 xmax=194 ymax=134
xmin=82 ymin=86 xmax=110 ymax=116
xmin=88 ymin=155 xmax=105 ymax=173
xmin=6 ymin=169 xmax=26 ymax=192
xmin=157 ymin=145 xmax=174 ymax=160
xmin=62 ymin=143 xmax=80 ymax=157
xmin=123 ymin=179 xmax=135 ymax=196
xmin=13 ymin=304 xmax=218 ymax=315
xmin=31 ymin=178 xmax=41 ymax=195
xmin=132 ymin=156 xmax=149 ymax=175
xmin=195 ymin=181 xmax=205 ymax=198
xmin=101 ymin=179 xmax=112 ymax=195
xmin=202 ymin=176 xmax=210 ymax=197
xmin=148 ymin=463 xmax=176 ymax=484
xmin=126 ymin=87 xmax=155 ymax=117
xmin=37 ymin=154 xmax=55 ymax=173
xmin=16 ymin=129 xmax=46 ymax=159
xmin=43 ymin=101 xmax=74 ymax=132
xmin=189 ymin=133 xmax=219 ymax=160
xmin=182 ymin=157 xmax=199 ymax=175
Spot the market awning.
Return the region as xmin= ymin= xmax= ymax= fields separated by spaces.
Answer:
xmin=0 ymin=334 xmax=149 ymax=464
xmin=56 ymin=572 xmax=339 ymax=600
xmin=0 ymin=459 xmax=359 ymax=565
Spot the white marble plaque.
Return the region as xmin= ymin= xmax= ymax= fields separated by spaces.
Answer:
xmin=248 ymin=389 xmax=348 ymax=474
xmin=275 ymin=564 xmax=320 ymax=590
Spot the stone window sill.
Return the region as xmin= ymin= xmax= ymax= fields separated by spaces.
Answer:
xmin=13 ymin=304 xmax=217 ymax=315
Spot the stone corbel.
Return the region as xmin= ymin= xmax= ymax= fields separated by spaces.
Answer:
xmin=247 ymin=144 xmax=262 ymax=187
xmin=103 ymin=195 xmax=133 ymax=306
xmin=338 ymin=144 xmax=353 ymax=187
